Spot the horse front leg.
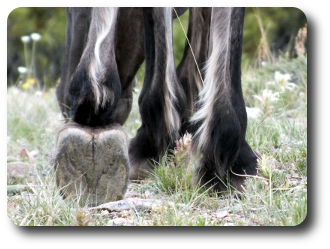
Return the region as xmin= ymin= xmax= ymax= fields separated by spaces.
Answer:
xmin=56 ymin=7 xmax=92 ymax=117
xmin=55 ymin=8 xmax=129 ymax=206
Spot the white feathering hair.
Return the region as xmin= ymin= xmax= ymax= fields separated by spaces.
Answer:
xmin=88 ymin=7 xmax=118 ymax=112
xmin=190 ymin=7 xmax=233 ymax=150
xmin=163 ymin=7 xmax=181 ymax=138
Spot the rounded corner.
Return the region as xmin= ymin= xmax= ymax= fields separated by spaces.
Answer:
xmin=294 ymin=210 xmax=308 ymax=227
xmin=6 ymin=212 xmax=20 ymax=227
xmin=7 ymin=7 xmax=24 ymax=23
xmin=292 ymin=7 xmax=308 ymax=24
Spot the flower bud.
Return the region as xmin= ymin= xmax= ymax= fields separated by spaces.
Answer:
xmin=21 ymin=36 xmax=30 ymax=43
xmin=17 ymin=66 xmax=27 ymax=74
xmin=31 ymin=33 xmax=41 ymax=41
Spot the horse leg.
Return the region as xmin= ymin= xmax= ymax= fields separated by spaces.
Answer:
xmin=190 ymin=8 xmax=258 ymax=192
xmin=129 ymin=7 xmax=186 ymax=180
xmin=54 ymin=8 xmax=131 ymax=206
xmin=176 ymin=7 xmax=212 ymax=134
xmin=56 ymin=7 xmax=92 ymax=116
xmin=113 ymin=8 xmax=145 ymax=125
xmin=114 ymin=7 xmax=188 ymax=125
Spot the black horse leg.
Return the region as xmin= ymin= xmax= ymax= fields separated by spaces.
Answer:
xmin=190 ymin=8 xmax=258 ymax=192
xmin=176 ymin=7 xmax=212 ymax=134
xmin=55 ymin=8 xmax=130 ymax=206
xmin=129 ymin=7 xmax=186 ymax=179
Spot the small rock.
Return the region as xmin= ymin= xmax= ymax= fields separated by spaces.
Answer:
xmin=109 ymin=218 xmax=127 ymax=226
xmin=7 ymin=162 xmax=30 ymax=178
xmin=223 ymin=222 xmax=234 ymax=226
xmin=19 ymin=148 xmax=33 ymax=161
xmin=145 ymin=190 xmax=151 ymax=198
xmin=120 ymin=210 xmax=130 ymax=218
xmin=29 ymin=150 xmax=40 ymax=158
xmin=216 ymin=210 xmax=229 ymax=219
xmin=90 ymin=198 xmax=163 ymax=212
xmin=101 ymin=210 xmax=109 ymax=215
xmin=291 ymin=173 xmax=301 ymax=179
xmin=7 ymin=202 xmax=20 ymax=213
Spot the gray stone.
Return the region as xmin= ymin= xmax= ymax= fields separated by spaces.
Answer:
xmin=7 ymin=162 xmax=30 ymax=178
xmin=216 ymin=210 xmax=229 ymax=219
xmin=90 ymin=198 xmax=163 ymax=212
xmin=109 ymin=218 xmax=127 ymax=226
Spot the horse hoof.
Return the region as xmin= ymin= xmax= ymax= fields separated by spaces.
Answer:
xmin=54 ymin=123 xmax=129 ymax=207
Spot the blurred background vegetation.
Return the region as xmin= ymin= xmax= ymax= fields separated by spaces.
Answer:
xmin=7 ymin=7 xmax=306 ymax=88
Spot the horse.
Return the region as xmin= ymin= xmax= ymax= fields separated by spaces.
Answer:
xmin=55 ymin=7 xmax=258 ymax=206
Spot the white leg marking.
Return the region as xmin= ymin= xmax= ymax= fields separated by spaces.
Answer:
xmin=191 ymin=8 xmax=233 ymax=150
xmin=88 ymin=7 xmax=118 ymax=112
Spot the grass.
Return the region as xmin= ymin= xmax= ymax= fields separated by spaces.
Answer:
xmin=7 ymin=24 xmax=307 ymax=226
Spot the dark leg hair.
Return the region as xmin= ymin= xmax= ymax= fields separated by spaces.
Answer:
xmin=228 ymin=8 xmax=258 ymax=190
xmin=114 ymin=8 xmax=145 ymax=124
xmin=56 ymin=8 xmax=122 ymax=127
xmin=113 ymin=78 xmax=136 ymax=125
xmin=176 ymin=7 xmax=212 ymax=134
xmin=114 ymin=7 xmax=189 ymax=125
xmin=56 ymin=7 xmax=92 ymax=116
xmin=129 ymin=7 xmax=186 ymax=179
xmin=57 ymin=7 xmax=188 ymax=127
xmin=190 ymin=7 xmax=258 ymax=192
xmin=56 ymin=8 xmax=146 ymax=127
xmin=54 ymin=8 xmax=144 ymax=205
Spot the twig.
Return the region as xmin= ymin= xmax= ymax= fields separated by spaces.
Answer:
xmin=230 ymin=169 xmax=267 ymax=180
xmin=173 ymin=8 xmax=204 ymax=85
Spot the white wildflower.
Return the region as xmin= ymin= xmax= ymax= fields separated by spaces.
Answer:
xmin=275 ymin=71 xmax=291 ymax=83
xmin=246 ymin=107 xmax=262 ymax=119
xmin=21 ymin=36 xmax=30 ymax=43
xmin=17 ymin=66 xmax=27 ymax=74
xmin=182 ymin=132 xmax=192 ymax=147
xmin=12 ymin=87 xmax=20 ymax=95
xmin=35 ymin=91 xmax=43 ymax=96
xmin=274 ymin=71 xmax=296 ymax=92
xmin=254 ymin=89 xmax=279 ymax=103
xmin=285 ymin=82 xmax=296 ymax=92
xmin=174 ymin=132 xmax=192 ymax=157
xmin=31 ymin=33 xmax=41 ymax=41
